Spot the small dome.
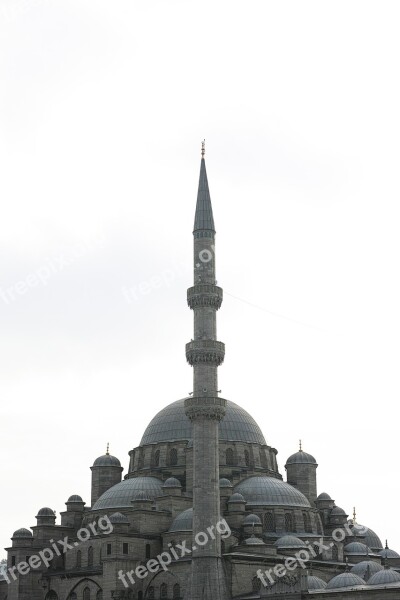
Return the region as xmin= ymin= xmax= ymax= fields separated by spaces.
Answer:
xmin=67 ymin=495 xmax=83 ymax=503
xmin=234 ymin=476 xmax=310 ymax=508
xmin=351 ymin=524 xmax=383 ymax=550
xmin=326 ymin=572 xmax=365 ymax=590
xmin=275 ymin=536 xmax=307 ymax=550
xmin=368 ymin=568 xmax=400 ymax=586
xmin=285 ymin=450 xmax=317 ymax=466
xmin=379 ymin=546 xmax=400 ymax=559
xmin=169 ymin=508 xmax=193 ymax=532
xmin=219 ymin=478 xmax=232 ymax=488
xmin=331 ymin=506 xmax=347 ymax=516
xmin=93 ymin=454 xmax=121 ymax=467
xmin=243 ymin=513 xmax=262 ymax=526
xmin=228 ymin=493 xmax=246 ymax=503
xmin=344 ymin=542 xmax=371 ymax=555
xmin=92 ymin=476 xmax=163 ymax=510
xmin=351 ymin=561 xmax=383 ymax=581
xmin=317 ymin=492 xmax=331 ymax=500
xmin=36 ymin=507 xmax=55 ymax=517
xmin=244 ymin=536 xmax=264 ymax=546
xmin=307 ymin=576 xmax=327 ymax=590
xmin=109 ymin=512 xmax=129 ymax=524
xmin=13 ymin=528 xmax=33 ymax=539
xmin=163 ymin=477 xmax=182 ymax=488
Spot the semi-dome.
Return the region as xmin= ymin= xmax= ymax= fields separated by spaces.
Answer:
xmin=285 ymin=450 xmax=317 ymax=466
xmin=36 ymin=507 xmax=55 ymax=517
xmin=368 ymin=568 xmax=400 ymax=586
xmin=92 ymin=477 xmax=163 ymax=510
xmin=351 ymin=524 xmax=383 ymax=550
xmin=307 ymin=575 xmax=327 ymax=590
xmin=244 ymin=536 xmax=264 ymax=545
xmin=351 ymin=561 xmax=383 ymax=580
xmin=13 ymin=528 xmax=33 ymax=538
xmin=109 ymin=512 xmax=129 ymax=524
xmin=234 ymin=476 xmax=310 ymax=508
xmin=163 ymin=477 xmax=182 ymax=488
xmin=379 ymin=547 xmax=400 ymax=559
xmin=67 ymin=495 xmax=83 ymax=503
xmin=140 ymin=398 xmax=266 ymax=446
xmin=326 ymin=572 xmax=365 ymax=590
xmin=219 ymin=478 xmax=232 ymax=487
xmin=275 ymin=536 xmax=307 ymax=549
xmin=344 ymin=542 xmax=371 ymax=555
xmin=93 ymin=454 xmax=121 ymax=467
xmin=243 ymin=513 xmax=262 ymax=526
xmin=169 ymin=508 xmax=193 ymax=532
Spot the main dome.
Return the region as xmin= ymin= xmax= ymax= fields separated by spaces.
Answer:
xmin=140 ymin=398 xmax=266 ymax=446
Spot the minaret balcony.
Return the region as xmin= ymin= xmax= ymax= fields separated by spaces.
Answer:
xmin=187 ymin=284 xmax=223 ymax=310
xmin=184 ymin=395 xmax=227 ymax=421
xmin=185 ymin=340 xmax=225 ymax=366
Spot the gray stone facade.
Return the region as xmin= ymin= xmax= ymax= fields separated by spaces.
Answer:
xmin=1 ymin=152 xmax=399 ymax=600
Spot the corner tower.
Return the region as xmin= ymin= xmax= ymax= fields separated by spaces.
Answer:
xmin=184 ymin=143 xmax=229 ymax=600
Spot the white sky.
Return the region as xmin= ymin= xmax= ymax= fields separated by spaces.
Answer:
xmin=1 ymin=0 xmax=400 ymax=554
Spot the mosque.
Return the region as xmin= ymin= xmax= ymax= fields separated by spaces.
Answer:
xmin=1 ymin=148 xmax=399 ymax=599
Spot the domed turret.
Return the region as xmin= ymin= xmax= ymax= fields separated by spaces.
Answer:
xmin=307 ymin=575 xmax=327 ymax=590
xmin=285 ymin=441 xmax=318 ymax=506
xmin=368 ymin=567 xmax=400 ymax=586
xmin=90 ymin=444 xmax=123 ymax=507
xmin=162 ymin=477 xmax=182 ymax=496
xmin=326 ymin=572 xmax=364 ymax=590
xmin=36 ymin=507 xmax=56 ymax=526
xmin=12 ymin=528 xmax=32 ymax=539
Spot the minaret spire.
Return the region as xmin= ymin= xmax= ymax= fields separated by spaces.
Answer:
xmin=185 ymin=146 xmax=229 ymax=600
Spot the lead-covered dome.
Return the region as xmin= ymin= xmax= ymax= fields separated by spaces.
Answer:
xmin=351 ymin=561 xmax=383 ymax=580
xmin=169 ymin=508 xmax=193 ymax=532
xmin=234 ymin=476 xmax=310 ymax=507
xmin=307 ymin=576 xmax=327 ymax=590
xmin=93 ymin=454 xmax=121 ymax=467
xmin=351 ymin=524 xmax=383 ymax=550
xmin=140 ymin=399 xmax=266 ymax=445
xmin=12 ymin=528 xmax=32 ymax=538
xmin=326 ymin=572 xmax=365 ymax=590
xmin=368 ymin=568 xmax=400 ymax=586
xmin=285 ymin=450 xmax=317 ymax=466
xmin=92 ymin=477 xmax=163 ymax=510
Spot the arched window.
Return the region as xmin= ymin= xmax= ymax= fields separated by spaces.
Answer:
xmin=169 ymin=448 xmax=178 ymax=466
xmin=88 ymin=546 xmax=94 ymax=567
xmin=138 ymin=593 xmax=143 ymax=600
xmin=145 ymin=543 xmax=151 ymax=559
xmin=76 ymin=550 xmax=81 ymax=568
xmin=332 ymin=544 xmax=339 ymax=561
xmin=147 ymin=587 xmax=155 ymax=599
xmin=303 ymin=512 xmax=311 ymax=532
xmin=153 ymin=449 xmax=160 ymax=467
xmin=127 ymin=592 xmax=133 ymax=600
xmin=284 ymin=513 xmax=293 ymax=532
xmin=138 ymin=449 xmax=144 ymax=469
xmin=252 ymin=576 xmax=262 ymax=592
xmin=264 ymin=512 xmax=275 ymax=532
xmin=45 ymin=593 xmax=58 ymax=600
xmin=173 ymin=583 xmax=180 ymax=599
xmin=244 ymin=450 xmax=250 ymax=467
xmin=96 ymin=593 xmax=103 ymax=600
xmin=226 ymin=448 xmax=234 ymax=466
xmin=160 ymin=583 xmax=168 ymax=598
xmin=83 ymin=588 xmax=90 ymax=600
xmin=69 ymin=594 xmax=77 ymax=600
xmin=260 ymin=450 xmax=268 ymax=469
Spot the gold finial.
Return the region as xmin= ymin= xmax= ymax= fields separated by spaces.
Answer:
xmin=106 ymin=442 xmax=110 ymax=456
xmin=353 ymin=507 xmax=357 ymax=523
xmin=299 ymin=439 xmax=302 ymax=452
xmin=201 ymin=139 xmax=205 ymax=158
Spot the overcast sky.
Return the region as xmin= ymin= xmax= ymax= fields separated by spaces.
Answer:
xmin=1 ymin=0 xmax=400 ymax=554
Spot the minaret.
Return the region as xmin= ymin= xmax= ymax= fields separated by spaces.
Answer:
xmin=185 ymin=143 xmax=229 ymax=600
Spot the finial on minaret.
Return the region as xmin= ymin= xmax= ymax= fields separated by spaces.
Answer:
xmin=201 ymin=139 xmax=205 ymax=158
xmin=385 ymin=539 xmax=389 ymax=549
xmin=299 ymin=439 xmax=302 ymax=452
xmin=106 ymin=442 xmax=110 ymax=456
xmin=353 ymin=507 xmax=357 ymax=524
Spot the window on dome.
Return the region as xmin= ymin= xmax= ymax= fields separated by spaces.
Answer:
xmin=226 ymin=448 xmax=234 ymax=466
xmin=173 ymin=583 xmax=180 ymax=599
xmin=264 ymin=512 xmax=275 ymax=532
xmin=169 ymin=448 xmax=178 ymax=466
xmin=96 ymin=593 xmax=103 ymax=600
xmin=83 ymin=588 xmax=90 ymax=600
xmin=160 ymin=583 xmax=168 ymax=598
xmin=45 ymin=593 xmax=58 ymax=600
xmin=147 ymin=587 xmax=154 ymax=599
xmin=244 ymin=450 xmax=250 ymax=467
xmin=88 ymin=546 xmax=94 ymax=567
xmin=284 ymin=513 xmax=293 ymax=532
xmin=332 ymin=544 xmax=339 ymax=561
xmin=153 ymin=449 xmax=160 ymax=467
xmin=69 ymin=594 xmax=77 ymax=600
xmin=303 ymin=512 xmax=311 ymax=532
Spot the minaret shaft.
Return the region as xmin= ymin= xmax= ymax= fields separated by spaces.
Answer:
xmin=185 ymin=155 xmax=229 ymax=600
